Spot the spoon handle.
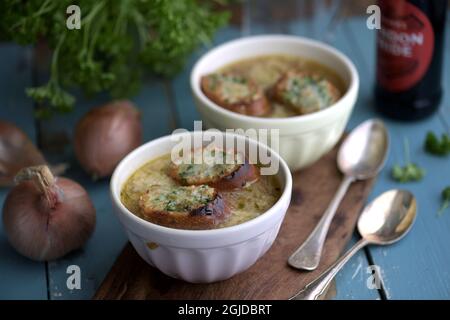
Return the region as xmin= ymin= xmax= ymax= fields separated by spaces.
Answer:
xmin=288 ymin=175 xmax=354 ymax=270
xmin=290 ymin=238 xmax=369 ymax=300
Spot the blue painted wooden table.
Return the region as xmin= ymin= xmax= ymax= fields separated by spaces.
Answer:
xmin=1 ymin=1 xmax=450 ymax=300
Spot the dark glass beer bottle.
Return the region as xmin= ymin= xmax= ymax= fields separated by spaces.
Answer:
xmin=375 ymin=0 xmax=447 ymax=120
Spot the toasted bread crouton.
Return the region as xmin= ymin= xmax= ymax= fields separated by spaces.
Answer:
xmin=201 ymin=72 xmax=270 ymax=116
xmin=169 ymin=147 xmax=259 ymax=190
xmin=273 ymin=71 xmax=341 ymax=114
xmin=139 ymin=185 xmax=229 ymax=229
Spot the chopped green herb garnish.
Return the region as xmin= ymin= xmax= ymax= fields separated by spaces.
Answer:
xmin=424 ymin=131 xmax=450 ymax=156
xmin=391 ymin=138 xmax=425 ymax=183
xmin=438 ymin=187 xmax=450 ymax=216
xmin=391 ymin=164 xmax=425 ymax=183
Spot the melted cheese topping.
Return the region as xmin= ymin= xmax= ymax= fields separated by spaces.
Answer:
xmin=140 ymin=185 xmax=216 ymax=212
xmin=172 ymin=147 xmax=244 ymax=185
xmin=219 ymin=54 xmax=345 ymax=118
xmin=281 ymin=73 xmax=340 ymax=113
xmin=205 ymin=73 xmax=258 ymax=104
xmin=121 ymin=154 xmax=281 ymax=228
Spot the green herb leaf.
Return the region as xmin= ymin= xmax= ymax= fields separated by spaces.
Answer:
xmin=26 ymin=83 xmax=75 ymax=118
xmin=391 ymin=163 xmax=425 ymax=183
xmin=424 ymin=131 xmax=450 ymax=156
xmin=438 ymin=186 xmax=450 ymax=216
xmin=0 ymin=0 xmax=230 ymax=117
xmin=391 ymin=138 xmax=425 ymax=183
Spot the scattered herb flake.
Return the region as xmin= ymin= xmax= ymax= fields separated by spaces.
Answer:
xmin=424 ymin=131 xmax=450 ymax=156
xmin=438 ymin=186 xmax=450 ymax=216
xmin=391 ymin=163 xmax=425 ymax=183
xmin=391 ymin=138 xmax=425 ymax=183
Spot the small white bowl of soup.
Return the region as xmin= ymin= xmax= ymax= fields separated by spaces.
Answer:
xmin=110 ymin=131 xmax=292 ymax=283
xmin=191 ymin=35 xmax=359 ymax=171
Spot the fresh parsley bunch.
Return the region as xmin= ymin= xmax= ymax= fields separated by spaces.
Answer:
xmin=0 ymin=0 xmax=229 ymax=118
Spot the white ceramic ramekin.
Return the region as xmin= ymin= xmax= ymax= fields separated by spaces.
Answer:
xmin=110 ymin=131 xmax=292 ymax=283
xmin=191 ymin=35 xmax=359 ymax=171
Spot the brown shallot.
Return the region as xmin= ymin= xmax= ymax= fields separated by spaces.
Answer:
xmin=0 ymin=120 xmax=66 ymax=187
xmin=2 ymin=165 xmax=96 ymax=261
xmin=0 ymin=120 xmax=46 ymax=186
xmin=74 ymin=100 xmax=142 ymax=179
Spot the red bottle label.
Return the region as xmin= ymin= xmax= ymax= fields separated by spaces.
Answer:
xmin=377 ymin=0 xmax=434 ymax=92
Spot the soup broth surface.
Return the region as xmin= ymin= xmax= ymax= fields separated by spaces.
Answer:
xmin=218 ymin=54 xmax=346 ymax=117
xmin=121 ymin=154 xmax=282 ymax=228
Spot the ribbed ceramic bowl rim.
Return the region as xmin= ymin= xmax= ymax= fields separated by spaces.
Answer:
xmin=190 ymin=34 xmax=359 ymax=125
xmin=110 ymin=131 xmax=293 ymax=239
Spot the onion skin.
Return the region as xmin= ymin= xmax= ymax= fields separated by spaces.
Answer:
xmin=0 ymin=121 xmax=46 ymax=186
xmin=74 ymin=100 xmax=142 ymax=179
xmin=2 ymin=166 xmax=96 ymax=261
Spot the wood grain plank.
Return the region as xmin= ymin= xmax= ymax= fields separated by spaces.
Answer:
xmin=166 ymin=0 xmax=378 ymax=300
xmin=438 ymin=14 xmax=450 ymax=129
xmin=170 ymin=26 xmax=243 ymax=130
xmin=288 ymin=0 xmax=339 ymax=40
xmin=38 ymin=80 xmax=175 ymax=299
xmin=37 ymin=3 xmax=242 ymax=300
xmin=323 ymin=13 xmax=385 ymax=299
xmin=333 ymin=237 xmax=381 ymax=300
xmin=0 ymin=44 xmax=48 ymax=299
xmin=286 ymin=1 xmax=380 ymax=300
xmin=340 ymin=16 xmax=450 ymax=299
xmin=94 ymin=138 xmax=376 ymax=300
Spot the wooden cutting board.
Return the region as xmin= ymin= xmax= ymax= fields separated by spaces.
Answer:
xmin=94 ymin=139 xmax=376 ymax=300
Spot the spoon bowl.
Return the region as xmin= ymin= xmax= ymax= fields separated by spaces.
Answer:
xmin=338 ymin=119 xmax=389 ymax=180
xmin=358 ymin=190 xmax=417 ymax=245
xmin=288 ymin=118 xmax=389 ymax=270
xmin=290 ymin=189 xmax=417 ymax=300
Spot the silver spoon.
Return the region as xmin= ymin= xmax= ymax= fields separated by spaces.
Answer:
xmin=290 ymin=189 xmax=417 ymax=300
xmin=289 ymin=119 xmax=389 ymax=270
